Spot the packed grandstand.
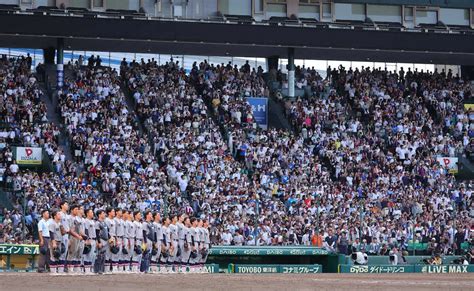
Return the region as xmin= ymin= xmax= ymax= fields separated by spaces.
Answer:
xmin=0 ymin=53 xmax=472 ymax=259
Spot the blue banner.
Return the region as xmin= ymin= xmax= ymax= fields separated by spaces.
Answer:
xmin=247 ymin=97 xmax=268 ymax=129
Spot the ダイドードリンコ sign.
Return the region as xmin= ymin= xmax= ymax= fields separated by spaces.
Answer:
xmin=15 ymin=147 xmax=42 ymax=165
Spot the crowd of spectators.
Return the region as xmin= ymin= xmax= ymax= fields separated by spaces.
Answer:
xmin=1 ymin=56 xmax=472 ymax=258
xmin=0 ymin=55 xmax=68 ymax=243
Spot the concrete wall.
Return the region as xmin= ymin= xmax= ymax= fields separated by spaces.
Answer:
xmin=266 ymin=3 xmax=286 ymax=18
xmin=415 ymin=10 xmax=438 ymax=24
xmin=367 ymin=4 xmax=402 ymax=23
xmin=334 ymin=3 xmax=365 ymax=21
xmin=439 ymin=8 xmax=470 ymax=25
xmin=298 ymin=4 xmax=319 ymax=20
xmin=68 ymin=0 xmax=89 ymax=9
xmin=218 ymin=0 xmax=251 ymax=16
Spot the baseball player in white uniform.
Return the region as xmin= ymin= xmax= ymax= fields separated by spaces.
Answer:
xmin=83 ymin=208 xmax=97 ymax=274
xmin=58 ymin=201 xmax=70 ymax=273
xmin=94 ymin=210 xmax=109 ymax=274
xmin=201 ymin=219 xmax=211 ymax=273
xmin=160 ymin=217 xmax=171 ymax=273
xmin=114 ymin=208 xmax=125 ymax=273
xmin=48 ymin=210 xmax=63 ymax=274
xmin=67 ymin=205 xmax=84 ymax=274
xmin=123 ymin=210 xmax=134 ymax=272
xmin=131 ymin=211 xmax=143 ymax=273
xmin=151 ymin=212 xmax=162 ymax=273
xmin=168 ymin=215 xmax=179 ymax=273
xmin=181 ymin=217 xmax=192 ymax=273
xmin=142 ymin=211 xmax=154 ymax=273
xmin=104 ymin=208 xmax=116 ymax=273
xmin=189 ymin=217 xmax=199 ymax=272
xmin=177 ymin=214 xmax=186 ymax=273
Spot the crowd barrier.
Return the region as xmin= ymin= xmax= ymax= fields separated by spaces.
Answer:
xmin=1 ymin=243 xmax=472 ymax=275
xmin=339 ymin=264 xmax=474 ymax=274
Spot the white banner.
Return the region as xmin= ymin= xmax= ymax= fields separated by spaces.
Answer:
xmin=16 ymin=147 xmax=42 ymax=165
xmin=436 ymin=157 xmax=458 ymax=174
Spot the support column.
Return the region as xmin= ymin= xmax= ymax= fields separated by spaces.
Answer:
xmin=56 ymin=38 xmax=64 ymax=88
xmin=287 ymin=47 xmax=295 ymax=98
xmin=461 ymin=65 xmax=474 ymax=80
xmin=266 ymin=55 xmax=279 ymax=84
xmin=42 ymin=47 xmax=55 ymax=65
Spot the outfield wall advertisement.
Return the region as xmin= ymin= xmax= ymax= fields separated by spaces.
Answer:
xmin=247 ymin=97 xmax=268 ymax=130
xmin=15 ymin=147 xmax=42 ymax=165
xmin=230 ymin=264 xmax=322 ymax=274
xmin=339 ymin=264 xmax=474 ymax=274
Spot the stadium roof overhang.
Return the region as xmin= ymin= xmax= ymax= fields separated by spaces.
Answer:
xmin=0 ymin=14 xmax=473 ymax=65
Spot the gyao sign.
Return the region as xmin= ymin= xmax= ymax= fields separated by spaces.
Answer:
xmin=15 ymin=147 xmax=43 ymax=165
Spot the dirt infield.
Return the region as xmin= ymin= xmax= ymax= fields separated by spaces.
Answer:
xmin=0 ymin=273 xmax=472 ymax=291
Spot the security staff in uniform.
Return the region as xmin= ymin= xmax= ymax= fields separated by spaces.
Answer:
xmin=38 ymin=209 xmax=50 ymax=273
xmin=114 ymin=208 xmax=125 ymax=272
xmin=151 ymin=212 xmax=162 ymax=273
xmin=105 ymin=207 xmax=116 ymax=273
xmin=94 ymin=210 xmax=108 ymax=274
xmin=59 ymin=201 xmax=70 ymax=273
xmin=131 ymin=211 xmax=143 ymax=273
xmin=83 ymin=209 xmax=97 ymax=274
xmin=48 ymin=210 xmax=63 ymax=274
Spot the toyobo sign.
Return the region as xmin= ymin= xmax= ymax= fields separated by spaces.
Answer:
xmin=15 ymin=147 xmax=42 ymax=165
xmin=247 ymin=97 xmax=268 ymax=130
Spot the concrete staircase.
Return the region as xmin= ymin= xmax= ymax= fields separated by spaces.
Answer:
xmin=456 ymin=156 xmax=474 ymax=180
xmin=267 ymin=97 xmax=293 ymax=131
xmin=0 ymin=188 xmax=14 ymax=210
xmin=37 ymin=68 xmax=76 ymax=171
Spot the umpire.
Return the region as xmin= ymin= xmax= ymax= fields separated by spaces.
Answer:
xmin=38 ymin=209 xmax=51 ymax=273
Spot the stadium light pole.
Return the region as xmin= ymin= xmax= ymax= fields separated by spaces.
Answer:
xmin=287 ymin=48 xmax=295 ymax=98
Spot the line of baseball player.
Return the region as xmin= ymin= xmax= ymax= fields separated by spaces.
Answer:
xmin=46 ymin=201 xmax=210 ymax=274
